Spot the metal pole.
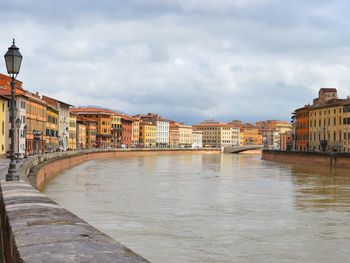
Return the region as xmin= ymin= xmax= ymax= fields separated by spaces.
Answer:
xmin=24 ymin=129 xmax=27 ymax=158
xmin=17 ymin=123 xmax=20 ymax=163
xmin=6 ymin=78 xmax=18 ymax=181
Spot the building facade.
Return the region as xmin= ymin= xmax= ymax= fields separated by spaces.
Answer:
xmin=45 ymin=104 xmax=59 ymax=152
xmin=121 ymin=115 xmax=133 ymax=147
xmin=0 ymin=74 xmax=27 ymax=157
xmin=26 ymin=93 xmax=47 ymax=155
xmin=71 ymin=108 xmax=112 ymax=148
xmin=77 ymin=116 xmax=97 ymax=149
xmin=178 ymin=124 xmax=193 ymax=148
xmin=241 ymin=123 xmax=262 ymax=145
xmin=193 ymin=121 xmax=232 ymax=148
xmin=134 ymin=113 xmax=170 ymax=148
xmin=131 ymin=118 xmax=140 ymax=147
xmin=76 ymin=121 xmax=87 ymax=149
xmin=256 ymin=120 xmax=292 ymax=150
xmin=111 ymin=115 xmax=122 ymax=148
xmin=42 ymin=96 xmax=72 ymax=151
xmin=69 ymin=113 xmax=77 ymax=150
xmin=280 ymin=131 xmax=293 ymax=151
xmin=294 ymin=88 xmax=350 ymax=153
xmin=139 ymin=121 xmax=156 ymax=148
xmin=231 ymin=127 xmax=240 ymax=146
xmin=294 ymin=106 xmax=309 ymax=151
xmin=0 ymin=95 xmax=8 ymax=157
xmin=192 ymin=130 xmax=203 ymax=148
xmin=169 ymin=124 xmax=180 ymax=148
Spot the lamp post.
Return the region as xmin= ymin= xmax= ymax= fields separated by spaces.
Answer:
xmin=4 ymin=39 xmax=23 ymax=181
xmin=15 ymin=117 xmax=21 ymax=163
xmin=23 ymin=124 xmax=27 ymax=158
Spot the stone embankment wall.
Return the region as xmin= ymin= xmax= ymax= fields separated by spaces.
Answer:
xmin=262 ymin=150 xmax=350 ymax=169
xmin=0 ymin=148 xmax=220 ymax=262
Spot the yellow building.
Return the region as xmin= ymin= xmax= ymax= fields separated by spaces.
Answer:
xmin=309 ymin=102 xmax=344 ymax=152
xmin=241 ymin=124 xmax=262 ymax=145
xmin=178 ymin=124 xmax=193 ymax=148
xmin=69 ymin=113 xmax=77 ymax=150
xmin=139 ymin=121 xmax=156 ymax=148
xmin=193 ymin=121 xmax=231 ymax=147
xmin=46 ymin=104 xmax=59 ymax=152
xmin=111 ymin=115 xmax=122 ymax=148
xmin=132 ymin=118 xmax=140 ymax=147
xmin=307 ymin=88 xmax=350 ymax=152
xmin=76 ymin=122 xmax=87 ymax=149
xmin=0 ymin=95 xmax=8 ymax=157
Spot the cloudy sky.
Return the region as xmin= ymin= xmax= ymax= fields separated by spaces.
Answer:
xmin=1 ymin=0 xmax=350 ymax=124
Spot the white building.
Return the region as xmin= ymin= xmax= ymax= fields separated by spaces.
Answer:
xmin=178 ymin=124 xmax=193 ymax=148
xmin=156 ymin=119 xmax=169 ymax=148
xmin=231 ymin=127 xmax=240 ymax=146
xmin=42 ymin=96 xmax=72 ymax=151
xmin=192 ymin=130 xmax=202 ymax=148
xmin=6 ymin=94 xmax=27 ymax=157
xmin=134 ymin=113 xmax=170 ymax=148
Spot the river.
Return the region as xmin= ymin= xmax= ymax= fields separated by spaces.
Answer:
xmin=43 ymin=153 xmax=350 ymax=263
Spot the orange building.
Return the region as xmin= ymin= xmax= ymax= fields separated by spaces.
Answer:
xmin=0 ymin=74 xmax=28 ymax=156
xmin=169 ymin=122 xmax=180 ymax=148
xmin=256 ymin=120 xmax=292 ymax=149
xmin=121 ymin=115 xmax=134 ymax=147
xmin=241 ymin=123 xmax=262 ymax=145
xmin=294 ymin=106 xmax=309 ymax=151
xmin=228 ymin=121 xmax=262 ymax=145
xmin=77 ymin=116 xmax=97 ymax=149
xmin=70 ymin=107 xmax=112 ymax=148
xmin=25 ymin=92 xmax=47 ymax=155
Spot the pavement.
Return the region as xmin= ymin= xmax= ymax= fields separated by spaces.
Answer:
xmin=0 ymin=158 xmax=9 ymax=169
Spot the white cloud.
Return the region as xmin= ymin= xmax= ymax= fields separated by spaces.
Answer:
xmin=1 ymin=0 xmax=350 ymax=123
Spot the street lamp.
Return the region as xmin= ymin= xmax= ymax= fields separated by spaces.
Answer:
xmin=15 ymin=117 xmax=21 ymax=163
xmin=4 ymin=39 xmax=23 ymax=181
xmin=23 ymin=124 xmax=27 ymax=158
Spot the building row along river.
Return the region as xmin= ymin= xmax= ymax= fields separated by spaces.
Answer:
xmin=0 ymin=73 xmax=292 ymax=157
xmin=294 ymin=88 xmax=350 ymax=152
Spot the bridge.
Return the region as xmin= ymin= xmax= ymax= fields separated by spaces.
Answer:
xmin=223 ymin=145 xmax=264 ymax=153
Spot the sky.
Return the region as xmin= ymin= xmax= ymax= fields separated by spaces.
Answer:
xmin=1 ymin=0 xmax=350 ymax=124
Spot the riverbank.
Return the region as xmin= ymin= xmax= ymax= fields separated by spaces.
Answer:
xmin=262 ymin=149 xmax=350 ymax=168
xmin=0 ymin=148 xmax=220 ymax=263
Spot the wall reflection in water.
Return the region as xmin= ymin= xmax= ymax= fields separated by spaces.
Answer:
xmin=290 ymin=165 xmax=350 ymax=211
